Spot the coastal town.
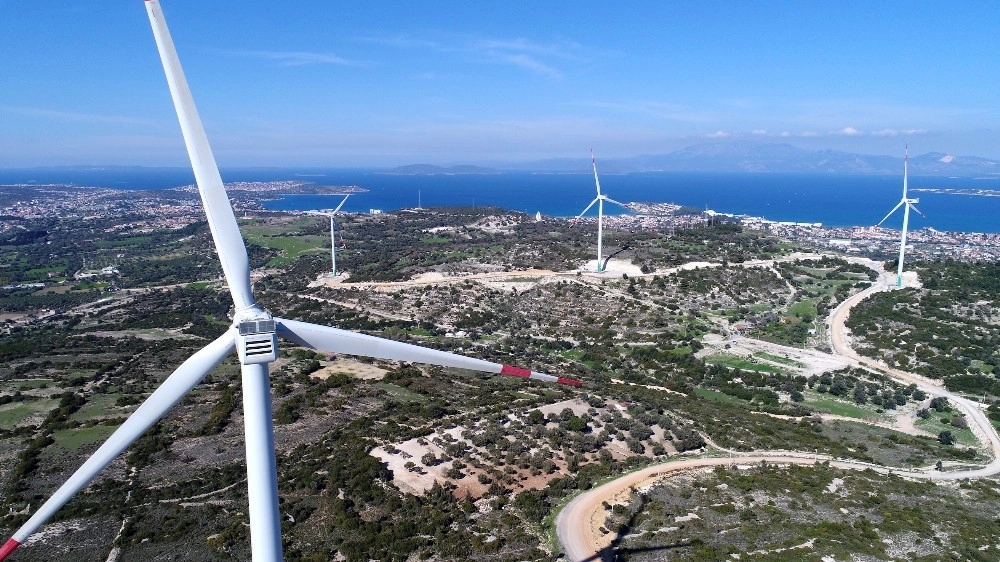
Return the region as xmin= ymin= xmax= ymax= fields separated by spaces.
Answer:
xmin=3 ymin=182 xmax=999 ymax=264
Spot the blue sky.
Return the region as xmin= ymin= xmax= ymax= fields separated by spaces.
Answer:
xmin=2 ymin=1 xmax=998 ymax=167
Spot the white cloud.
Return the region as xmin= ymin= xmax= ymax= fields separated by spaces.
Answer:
xmin=706 ymin=130 xmax=731 ymax=139
xmin=751 ymin=129 xmax=768 ymax=135
xmin=224 ymin=50 xmax=363 ymax=66
xmin=835 ymin=126 xmax=862 ymax=136
xmin=871 ymin=128 xmax=898 ymax=137
xmin=0 ymin=105 xmax=157 ymax=127
xmin=486 ymin=52 xmax=561 ymax=78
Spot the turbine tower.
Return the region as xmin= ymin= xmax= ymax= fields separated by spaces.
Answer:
xmin=574 ymin=151 xmax=629 ymax=272
xmin=0 ymin=2 xmax=582 ymax=561
xmin=329 ymin=193 xmax=350 ymax=276
xmin=876 ymin=146 xmax=925 ymax=288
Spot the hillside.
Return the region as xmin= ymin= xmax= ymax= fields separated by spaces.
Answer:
xmin=1 ymin=197 xmax=998 ymax=561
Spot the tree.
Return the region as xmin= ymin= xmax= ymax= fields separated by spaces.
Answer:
xmin=938 ymin=430 xmax=955 ymax=446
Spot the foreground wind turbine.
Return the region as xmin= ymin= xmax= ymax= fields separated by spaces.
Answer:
xmin=0 ymin=2 xmax=581 ymax=561
xmin=875 ymin=147 xmax=926 ymax=288
xmin=329 ymin=194 xmax=350 ymax=276
xmin=574 ymin=151 xmax=629 ymax=272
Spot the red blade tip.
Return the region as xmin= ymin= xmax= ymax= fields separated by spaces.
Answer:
xmin=500 ymin=365 xmax=531 ymax=378
xmin=0 ymin=538 xmax=21 ymax=561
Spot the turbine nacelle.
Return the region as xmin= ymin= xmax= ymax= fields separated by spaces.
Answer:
xmin=236 ymin=314 xmax=278 ymax=365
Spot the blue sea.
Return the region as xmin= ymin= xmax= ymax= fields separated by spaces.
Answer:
xmin=3 ymin=167 xmax=1000 ymax=234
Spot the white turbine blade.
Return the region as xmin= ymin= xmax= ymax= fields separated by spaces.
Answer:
xmin=276 ymin=318 xmax=582 ymax=386
xmin=902 ymin=145 xmax=909 ymax=198
xmin=875 ymin=201 xmax=904 ymax=227
xmin=591 ymin=149 xmax=602 ymax=197
xmin=574 ymin=198 xmax=600 ymax=221
xmin=909 ymin=203 xmax=927 ymax=219
xmin=603 ymin=197 xmax=629 ymax=209
xmin=0 ymin=331 xmax=235 ymax=561
xmin=332 ymin=194 xmax=351 ymax=214
xmin=146 ymin=0 xmax=255 ymax=310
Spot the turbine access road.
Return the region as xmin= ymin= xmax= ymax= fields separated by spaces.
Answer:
xmin=557 ymin=270 xmax=1000 ymax=562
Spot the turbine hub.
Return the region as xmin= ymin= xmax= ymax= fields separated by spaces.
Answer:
xmin=234 ymin=308 xmax=278 ymax=365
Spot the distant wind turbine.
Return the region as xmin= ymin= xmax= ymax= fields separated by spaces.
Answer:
xmin=329 ymin=193 xmax=350 ymax=276
xmin=574 ymin=151 xmax=630 ymax=272
xmin=876 ymin=147 xmax=926 ymax=288
xmin=0 ymin=2 xmax=582 ymax=561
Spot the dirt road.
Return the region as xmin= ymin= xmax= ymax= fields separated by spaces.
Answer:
xmin=558 ymin=267 xmax=1000 ymax=561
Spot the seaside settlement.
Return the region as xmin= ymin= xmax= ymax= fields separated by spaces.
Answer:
xmin=3 ymin=182 xmax=1000 ymax=266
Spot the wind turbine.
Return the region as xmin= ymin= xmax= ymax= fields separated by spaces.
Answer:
xmin=876 ymin=146 xmax=926 ymax=288
xmin=0 ymin=2 xmax=582 ymax=561
xmin=573 ymin=151 xmax=629 ymax=272
xmin=329 ymin=193 xmax=350 ymax=276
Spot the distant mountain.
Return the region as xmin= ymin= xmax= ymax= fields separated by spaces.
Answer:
xmin=501 ymin=141 xmax=1000 ymax=176
xmin=382 ymin=164 xmax=500 ymax=175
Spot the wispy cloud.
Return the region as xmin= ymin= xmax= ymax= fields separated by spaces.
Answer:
xmin=835 ymin=126 xmax=862 ymax=137
xmin=871 ymin=128 xmax=931 ymax=137
xmin=358 ymin=32 xmax=583 ymax=78
xmin=705 ymin=130 xmax=731 ymax=139
xmin=0 ymin=105 xmax=157 ymax=126
xmin=485 ymin=52 xmax=560 ymax=78
xmin=222 ymin=50 xmax=365 ymax=67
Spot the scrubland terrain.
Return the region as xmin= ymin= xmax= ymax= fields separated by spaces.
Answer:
xmin=2 ymin=205 xmax=998 ymax=561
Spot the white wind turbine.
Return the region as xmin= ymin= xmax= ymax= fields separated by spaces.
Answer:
xmin=573 ymin=151 xmax=629 ymax=272
xmin=0 ymin=2 xmax=582 ymax=561
xmin=328 ymin=193 xmax=350 ymax=276
xmin=876 ymin=147 xmax=925 ymax=288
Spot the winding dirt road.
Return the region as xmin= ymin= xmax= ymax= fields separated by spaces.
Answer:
xmin=557 ymin=269 xmax=1000 ymax=561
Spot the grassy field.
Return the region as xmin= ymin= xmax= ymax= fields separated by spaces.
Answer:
xmin=0 ymin=400 xmax=58 ymax=427
xmin=802 ymin=390 xmax=883 ymax=420
xmin=693 ymin=387 xmax=746 ymax=404
xmin=379 ymin=383 xmax=427 ymax=402
xmin=703 ymin=353 xmax=785 ymax=374
xmin=94 ymin=236 xmax=152 ymax=248
xmin=71 ymin=394 xmax=133 ymax=422
xmin=1 ymin=378 xmax=55 ymax=391
xmin=915 ymin=416 xmax=978 ymax=447
xmin=755 ymin=351 xmax=806 ymax=368
xmin=241 ymin=218 xmax=329 ymax=266
xmin=47 ymin=425 xmax=118 ymax=453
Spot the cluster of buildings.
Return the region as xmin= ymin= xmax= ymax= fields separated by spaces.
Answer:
xmin=0 ymin=184 xmax=204 ymax=233
xmin=732 ymin=214 xmax=1000 ymax=261
xmin=3 ymin=182 xmax=998 ymax=264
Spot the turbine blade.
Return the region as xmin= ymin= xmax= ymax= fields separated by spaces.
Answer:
xmin=603 ymin=197 xmax=629 ymax=209
xmin=875 ymin=201 xmax=905 ymax=227
xmin=909 ymin=203 xmax=926 ymax=219
xmin=332 ymin=194 xmax=351 ymax=214
xmin=575 ymin=198 xmax=599 ymax=220
xmin=331 ymin=217 xmax=346 ymax=248
xmin=591 ymin=149 xmax=602 ymax=197
xmin=276 ymin=318 xmax=582 ymax=386
xmin=902 ymin=145 xmax=909 ymax=198
xmin=146 ymin=0 xmax=255 ymax=310
xmin=0 ymin=331 xmax=235 ymax=561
